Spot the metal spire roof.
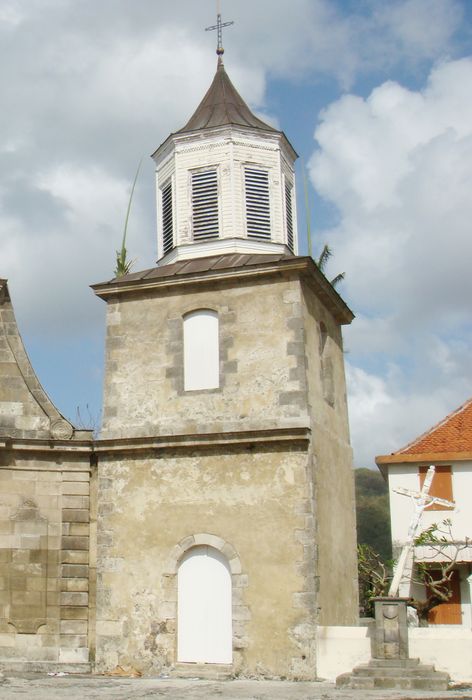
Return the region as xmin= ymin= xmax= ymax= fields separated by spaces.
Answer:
xmin=177 ymin=57 xmax=278 ymax=135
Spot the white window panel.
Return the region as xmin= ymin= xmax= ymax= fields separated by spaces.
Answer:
xmin=183 ymin=309 xmax=219 ymax=391
xmin=178 ymin=545 xmax=232 ymax=664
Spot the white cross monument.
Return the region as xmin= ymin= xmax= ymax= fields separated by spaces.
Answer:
xmin=388 ymin=465 xmax=456 ymax=597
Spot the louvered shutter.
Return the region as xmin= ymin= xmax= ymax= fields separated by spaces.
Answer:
xmin=192 ymin=169 xmax=219 ymax=240
xmin=285 ymin=181 xmax=294 ymax=252
xmin=162 ymin=181 xmax=174 ymax=254
xmin=245 ymin=168 xmax=271 ymax=240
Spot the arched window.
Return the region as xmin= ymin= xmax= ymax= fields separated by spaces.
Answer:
xmin=177 ymin=545 xmax=232 ymax=664
xmin=183 ymin=310 xmax=219 ymax=391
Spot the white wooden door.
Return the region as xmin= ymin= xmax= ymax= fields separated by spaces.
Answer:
xmin=177 ymin=545 xmax=232 ymax=664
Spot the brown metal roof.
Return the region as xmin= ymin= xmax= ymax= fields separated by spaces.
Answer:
xmin=92 ymin=253 xmax=354 ymax=325
xmin=95 ymin=253 xmax=290 ymax=285
xmin=177 ymin=58 xmax=278 ymax=135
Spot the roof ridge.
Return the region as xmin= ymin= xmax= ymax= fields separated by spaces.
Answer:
xmin=396 ymin=396 xmax=472 ymax=455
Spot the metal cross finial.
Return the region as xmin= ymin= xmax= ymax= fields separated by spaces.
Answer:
xmin=205 ymin=0 xmax=234 ymax=57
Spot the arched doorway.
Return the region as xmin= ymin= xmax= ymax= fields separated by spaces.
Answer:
xmin=177 ymin=545 xmax=232 ymax=664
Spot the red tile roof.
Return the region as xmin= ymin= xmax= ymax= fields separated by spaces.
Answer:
xmin=396 ymin=397 xmax=472 ymax=455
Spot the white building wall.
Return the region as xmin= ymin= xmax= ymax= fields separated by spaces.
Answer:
xmin=388 ymin=461 xmax=472 ymax=545
xmin=388 ymin=461 xmax=472 ymax=625
xmin=316 ymin=626 xmax=472 ymax=682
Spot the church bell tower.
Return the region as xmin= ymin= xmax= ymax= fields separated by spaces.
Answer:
xmin=153 ymin=56 xmax=298 ymax=263
xmin=92 ymin=15 xmax=358 ymax=679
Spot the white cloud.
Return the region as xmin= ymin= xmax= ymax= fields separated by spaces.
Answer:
xmin=346 ymin=361 xmax=467 ymax=467
xmin=0 ymin=1 xmax=468 ymax=423
xmin=372 ymin=0 xmax=463 ymax=61
xmin=311 ymin=57 xmax=472 ymax=465
xmin=231 ymin=0 xmax=463 ymax=88
xmin=0 ymin=1 xmax=24 ymax=27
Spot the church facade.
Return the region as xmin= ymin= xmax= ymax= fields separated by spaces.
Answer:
xmin=0 ymin=56 xmax=358 ymax=679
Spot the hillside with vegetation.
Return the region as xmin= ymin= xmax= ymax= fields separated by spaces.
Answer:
xmin=355 ymin=467 xmax=392 ymax=561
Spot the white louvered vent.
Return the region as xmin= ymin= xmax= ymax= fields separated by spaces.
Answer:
xmin=192 ymin=169 xmax=219 ymax=240
xmin=285 ymin=181 xmax=294 ymax=252
xmin=245 ymin=167 xmax=271 ymax=240
xmin=162 ymin=181 xmax=174 ymax=255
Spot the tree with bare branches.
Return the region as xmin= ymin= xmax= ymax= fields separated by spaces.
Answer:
xmin=409 ymin=519 xmax=470 ymax=623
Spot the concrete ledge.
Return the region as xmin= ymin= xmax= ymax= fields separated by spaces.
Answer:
xmin=0 ymin=661 xmax=91 ymax=674
xmin=94 ymin=427 xmax=311 ymax=454
xmin=316 ymin=625 xmax=472 ymax=683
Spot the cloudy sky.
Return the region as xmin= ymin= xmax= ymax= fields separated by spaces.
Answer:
xmin=1 ymin=0 xmax=471 ymax=466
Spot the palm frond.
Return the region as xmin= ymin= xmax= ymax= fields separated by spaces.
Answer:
xmin=330 ymin=272 xmax=345 ymax=288
xmin=316 ymin=244 xmax=332 ymax=272
xmin=115 ymin=158 xmax=142 ymax=278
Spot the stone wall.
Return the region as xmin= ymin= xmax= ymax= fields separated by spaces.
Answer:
xmin=101 ymin=275 xmax=311 ymax=439
xmin=94 ymin=441 xmax=316 ymax=679
xmin=0 ymin=448 xmax=93 ymax=669
xmin=301 ymin=282 xmax=359 ymax=625
xmin=95 ymin=260 xmax=357 ymax=677
xmin=0 ymin=280 xmax=76 ymax=442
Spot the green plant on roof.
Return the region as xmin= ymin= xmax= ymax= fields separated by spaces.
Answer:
xmin=316 ymin=243 xmax=345 ymax=288
xmin=115 ymin=158 xmax=142 ymax=278
xmin=302 ymin=158 xmax=345 ymax=289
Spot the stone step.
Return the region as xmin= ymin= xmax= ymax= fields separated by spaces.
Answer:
xmin=0 ymin=661 xmax=91 ymax=675
xmin=172 ymin=663 xmax=233 ymax=680
xmin=346 ymin=676 xmax=449 ymax=691
xmin=354 ymin=664 xmax=437 ymax=677
xmin=336 ymin=658 xmax=450 ymax=691
xmin=369 ymin=657 xmax=421 ymax=668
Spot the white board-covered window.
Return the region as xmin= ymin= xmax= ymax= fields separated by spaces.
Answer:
xmin=178 ymin=545 xmax=232 ymax=664
xmin=161 ymin=180 xmax=174 ymax=255
xmin=183 ymin=310 xmax=219 ymax=391
xmin=245 ymin=167 xmax=271 ymax=240
xmin=192 ymin=169 xmax=219 ymax=240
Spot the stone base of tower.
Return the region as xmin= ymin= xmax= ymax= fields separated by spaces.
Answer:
xmin=336 ymin=657 xmax=450 ymax=691
xmin=92 ymin=434 xmax=321 ymax=681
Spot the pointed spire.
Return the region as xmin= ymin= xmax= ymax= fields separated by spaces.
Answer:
xmin=177 ymin=60 xmax=277 ymax=135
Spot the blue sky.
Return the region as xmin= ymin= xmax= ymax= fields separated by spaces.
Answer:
xmin=1 ymin=0 xmax=472 ymax=465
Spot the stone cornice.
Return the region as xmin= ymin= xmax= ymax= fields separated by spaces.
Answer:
xmin=94 ymin=426 xmax=311 ymax=455
xmin=0 ymin=437 xmax=93 ymax=456
xmin=0 ymin=426 xmax=310 ymax=458
xmin=92 ymin=256 xmax=354 ymax=325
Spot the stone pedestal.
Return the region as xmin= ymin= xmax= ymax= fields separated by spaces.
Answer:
xmin=372 ymin=597 xmax=409 ymax=660
xmin=336 ymin=597 xmax=450 ymax=690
